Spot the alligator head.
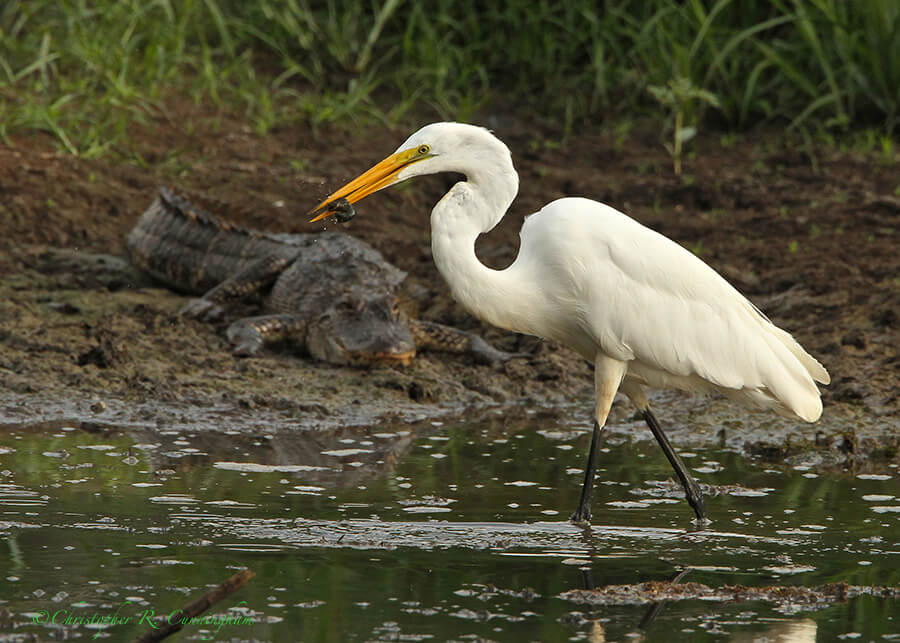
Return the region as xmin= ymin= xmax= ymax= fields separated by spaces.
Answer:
xmin=306 ymin=287 xmax=416 ymax=366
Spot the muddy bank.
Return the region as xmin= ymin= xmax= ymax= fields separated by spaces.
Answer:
xmin=1 ymin=242 xmax=895 ymax=475
xmin=0 ymin=246 xmax=592 ymax=432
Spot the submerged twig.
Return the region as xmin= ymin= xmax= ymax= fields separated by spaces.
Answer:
xmin=133 ymin=569 xmax=256 ymax=643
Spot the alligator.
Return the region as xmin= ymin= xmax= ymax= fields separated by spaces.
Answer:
xmin=126 ymin=187 xmax=518 ymax=366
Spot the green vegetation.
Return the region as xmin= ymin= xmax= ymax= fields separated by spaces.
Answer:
xmin=0 ymin=0 xmax=898 ymax=156
xmin=648 ymin=77 xmax=720 ymax=174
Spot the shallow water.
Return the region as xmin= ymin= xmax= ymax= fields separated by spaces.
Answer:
xmin=1 ymin=412 xmax=898 ymax=641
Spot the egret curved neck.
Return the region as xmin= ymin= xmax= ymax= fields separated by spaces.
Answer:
xmin=429 ymin=179 xmax=527 ymax=332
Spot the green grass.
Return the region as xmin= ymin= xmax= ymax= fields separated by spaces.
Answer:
xmin=0 ymin=0 xmax=898 ymax=157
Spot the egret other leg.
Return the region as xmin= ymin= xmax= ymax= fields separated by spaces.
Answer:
xmin=642 ymin=409 xmax=707 ymax=521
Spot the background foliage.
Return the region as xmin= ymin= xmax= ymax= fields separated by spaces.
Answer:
xmin=1 ymin=0 xmax=897 ymax=156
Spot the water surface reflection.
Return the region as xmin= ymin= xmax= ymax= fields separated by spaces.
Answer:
xmin=0 ymin=413 xmax=897 ymax=641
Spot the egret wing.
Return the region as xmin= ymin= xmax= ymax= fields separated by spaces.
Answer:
xmin=521 ymin=198 xmax=827 ymax=421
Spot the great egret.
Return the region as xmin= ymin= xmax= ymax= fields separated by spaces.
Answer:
xmin=309 ymin=122 xmax=830 ymax=523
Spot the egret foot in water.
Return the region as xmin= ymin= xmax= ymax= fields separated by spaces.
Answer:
xmin=570 ymin=421 xmax=603 ymax=524
xmin=642 ymin=409 xmax=707 ymax=522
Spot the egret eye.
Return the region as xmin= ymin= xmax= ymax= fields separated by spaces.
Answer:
xmin=417 ymin=144 xmax=430 ymax=156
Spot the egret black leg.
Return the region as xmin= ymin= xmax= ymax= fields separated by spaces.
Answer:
xmin=570 ymin=421 xmax=603 ymax=523
xmin=641 ymin=409 xmax=707 ymax=521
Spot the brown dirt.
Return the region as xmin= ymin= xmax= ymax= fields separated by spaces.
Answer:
xmin=0 ymin=100 xmax=896 ymax=463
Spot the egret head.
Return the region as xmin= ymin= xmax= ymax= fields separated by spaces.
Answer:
xmin=309 ymin=122 xmax=514 ymax=222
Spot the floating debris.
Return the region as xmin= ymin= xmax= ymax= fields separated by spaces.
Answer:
xmin=562 ymin=581 xmax=900 ymax=611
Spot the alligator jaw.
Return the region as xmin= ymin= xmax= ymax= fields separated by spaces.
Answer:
xmin=367 ymin=350 xmax=415 ymax=366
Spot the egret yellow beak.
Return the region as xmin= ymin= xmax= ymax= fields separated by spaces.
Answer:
xmin=309 ymin=148 xmax=424 ymax=222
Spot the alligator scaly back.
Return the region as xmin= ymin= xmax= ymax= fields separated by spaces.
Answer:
xmin=126 ymin=187 xmax=298 ymax=294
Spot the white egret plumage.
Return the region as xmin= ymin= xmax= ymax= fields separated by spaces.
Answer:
xmin=310 ymin=122 xmax=830 ymax=522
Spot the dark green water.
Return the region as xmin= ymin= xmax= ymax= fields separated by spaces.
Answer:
xmin=1 ymin=412 xmax=898 ymax=641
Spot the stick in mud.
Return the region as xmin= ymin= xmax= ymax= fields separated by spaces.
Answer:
xmin=133 ymin=569 xmax=255 ymax=643
xmin=638 ymin=568 xmax=692 ymax=630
